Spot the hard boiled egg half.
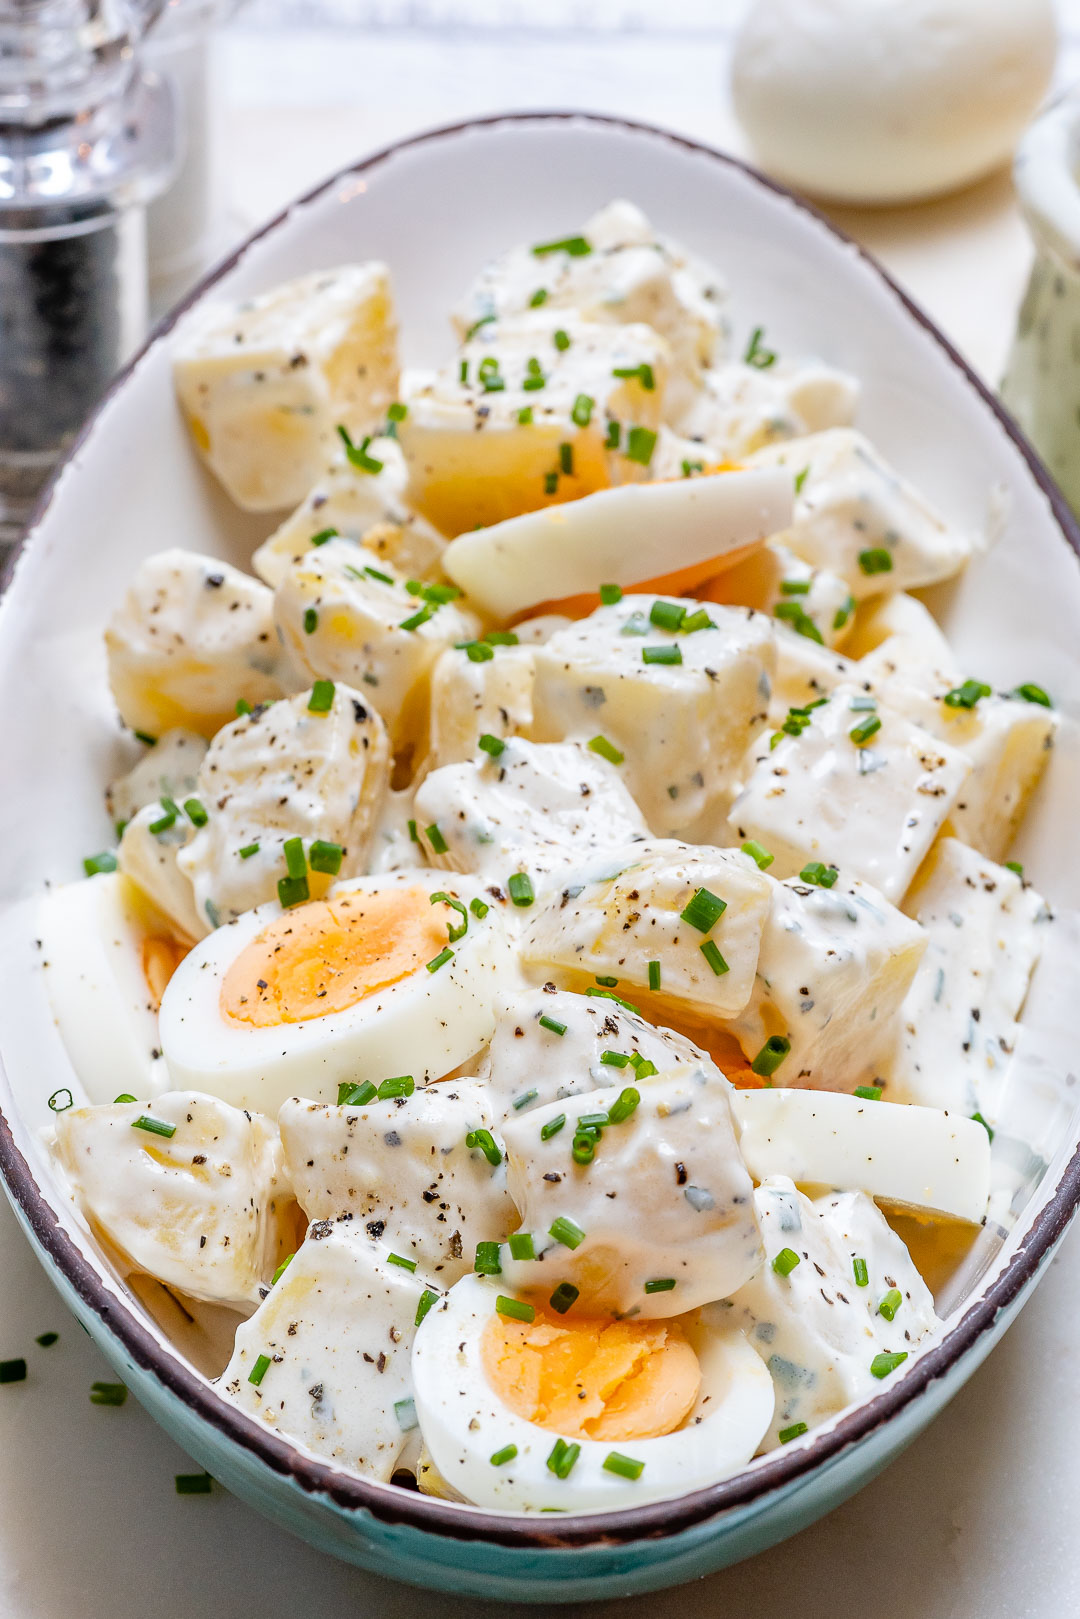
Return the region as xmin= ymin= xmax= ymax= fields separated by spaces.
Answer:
xmin=158 ymin=872 xmax=513 ymax=1114
xmin=412 ymin=1273 xmax=774 ymax=1512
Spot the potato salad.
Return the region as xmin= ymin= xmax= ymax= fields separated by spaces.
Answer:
xmin=40 ymin=200 xmax=1057 ymax=1515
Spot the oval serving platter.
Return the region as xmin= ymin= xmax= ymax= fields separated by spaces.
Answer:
xmin=1 ymin=112 xmax=1080 ymax=1604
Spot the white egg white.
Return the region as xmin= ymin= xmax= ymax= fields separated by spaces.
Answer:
xmin=158 ymin=870 xmax=514 ymax=1114
xmin=411 ymin=1273 xmax=775 ymax=1513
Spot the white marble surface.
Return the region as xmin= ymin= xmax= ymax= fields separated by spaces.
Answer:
xmin=5 ymin=8 xmax=1080 ymax=1617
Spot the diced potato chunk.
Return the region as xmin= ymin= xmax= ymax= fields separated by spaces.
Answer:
xmin=176 ymin=684 xmax=390 ymax=927
xmin=273 ymin=539 xmax=479 ymax=752
xmin=522 ymin=838 xmax=772 ymax=1021
xmin=728 ymin=684 xmax=970 ymax=902
xmin=413 ymin=738 xmax=649 ymax=883
xmin=499 ymin=1065 xmax=762 ymax=1318
xmin=106 ymin=550 xmax=292 ymax=740
xmin=726 ymin=1176 xmax=937 ymax=1450
xmin=106 ymin=728 xmax=208 ymax=830
xmin=859 ymin=635 xmax=1058 ymax=861
xmin=676 ymin=357 xmax=859 ymax=457
xmin=452 ymin=199 xmax=727 ymax=422
xmin=398 ymin=312 xmax=669 ymax=534
xmin=749 ymin=429 xmax=973 ymax=598
xmin=722 ymin=872 xmax=926 ymax=1090
xmin=174 ymin=264 xmax=399 ymax=511
xmin=890 ymin=837 xmax=1051 ymax=1121
xmin=278 ymin=1081 xmax=516 ymax=1284
xmin=531 ymin=597 xmax=775 ymax=839
xmin=844 ymin=590 xmax=955 ymax=663
xmin=427 ymin=643 xmax=535 ymax=769
xmin=118 ymin=803 xmax=206 ymax=941
xmin=731 ymin=1089 xmax=990 ymax=1224
xmin=220 ymin=1222 xmax=429 ymax=1480
xmin=52 ymin=1091 xmax=292 ymax=1305
xmin=705 ymin=537 xmax=855 ymax=651
xmin=251 ymin=438 xmax=446 ymax=588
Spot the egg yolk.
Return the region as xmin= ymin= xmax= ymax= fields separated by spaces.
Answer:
xmin=481 ymin=1311 xmax=701 ymax=1442
xmin=220 ymin=887 xmax=450 ymax=1026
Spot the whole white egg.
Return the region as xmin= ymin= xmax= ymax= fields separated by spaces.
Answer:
xmin=732 ymin=0 xmax=1057 ymax=205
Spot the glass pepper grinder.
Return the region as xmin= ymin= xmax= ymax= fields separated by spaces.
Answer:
xmin=0 ymin=0 xmax=176 ymax=548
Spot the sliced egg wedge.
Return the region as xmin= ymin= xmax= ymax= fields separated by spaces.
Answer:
xmin=158 ymin=871 xmax=513 ymax=1113
xmin=411 ymin=1273 xmax=774 ymax=1512
xmin=441 ymin=466 xmax=793 ymax=622
xmin=731 ymin=1088 xmax=991 ymax=1224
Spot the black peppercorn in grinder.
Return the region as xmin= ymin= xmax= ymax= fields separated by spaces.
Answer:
xmin=0 ymin=0 xmax=176 ymax=549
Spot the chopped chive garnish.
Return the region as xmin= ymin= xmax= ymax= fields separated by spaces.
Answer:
xmin=277 ymin=874 xmax=309 ymax=908
xmin=35 ymin=1332 xmax=58 ymax=1347
xmin=0 ymin=1359 xmax=26 ymax=1383
xmin=854 ymin=1085 xmax=883 ymax=1101
xmin=598 ymin=582 xmax=623 ymax=606
xmin=470 ymin=896 xmax=489 ymax=919
xmin=308 ymin=679 xmax=335 ymax=712
xmin=647 ymin=959 xmax=661 ymax=991
xmin=799 ymin=862 xmax=838 ymax=888
xmin=744 ymin=325 xmax=776 ymax=368
xmin=682 ymin=608 xmax=715 ymax=634
xmin=532 ymin=235 xmax=592 ymax=257
xmin=89 ymin=1380 xmax=127 ymax=1405
xmin=508 ymin=872 xmax=535 ymax=907
xmin=971 ymin=1111 xmax=995 ymax=1141
xmin=134 ymin=730 xmax=158 ymax=745
xmin=585 ymin=986 xmax=641 ymax=1013
xmin=415 ymin=1288 xmax=440 ymax=1326
xmin=878 ymin=1288 xmax=903 ymax=1321
xmin=852 ymin=1257 xmax=869 ymax=1288
xmin=772 ymin=1247 xmax=801 ymax=1277
xmin=624 ymin=425 xmax=657 ymax=467
xmin=430 ymin=890 xmax=469 ymax=941
xmin=387 ymin=1253 xmax=418 ymax=1272
xmin=605 ymin=419 xmax=621 ymax=450
xmin=459 ymin=639 xmax=495 ymax=663
xmin=601 ymin=1050 xmax=631 ymax=1068
xmin=1013 ymin=682 xmax=1052 ymax=707
xmin=248 ymin=1355 xmax=271 ymax=1387
xmin=751 ymin=1036 xmax=791 ymax=1078
xmin=858 ymin=547 xmax=893 ymax=576
xmin=337 ymin=424 xmax=383 ymax=474
xmin=644 ymin=1278 xmax=676 ymax=1294
xmin=539 ymin=1015 xmax=567 ymax=1036
xmin=775 ymin=600 xmax=825 ymax=644
xmin=778 ymin=1422 xmax=808 ymax=1444
xmin=407 ymin=818 xmax=419 ymax=843
xmin=496 ymin=1295 xmax=535 ymax=1323
xmin=464 ymin=313 xmax=496 ymax=341
xmin=303 ymin=607 xmax=318 ymax=634
xmin=176 ymin=1472 xmax=213 ymax=1494
xmin=1005 ymin=861 xmax=1024 ymax=878
xmin=490 ymin=1443 xmax=518 ymax=1466
xmin=309 ymin=839 xmax=344 ymax=876
xmin=642 ymin=644 xmax=681 ymax=666
xmin=554 ymin=330 xmax=571 ymax=355
xmin=478 ymin=732 xmax=506 ymax=758
xmin=282 ymin=836 xmax=306 ymax=880
xmin=388 ymin=401 xmax=408 ymax=423
xmin=870 ymin=1350 xmax=908 ymax=1379
xmin=509 ymin=1232 xmax=536 ymax=1261
xmin=131 ymin=1114 xmax=176 ymax=1139
xmin=541 ymin=1113 xmax=566 ymax=1140
xmin=650 ymin=600 xmax=686 ymax=632
xmin=700 ymin=940 xmax=729 ymax=976
xmin=549 ymin=1216 xmax=586 ymax=1250
xmin=400 ymin=604 xmax=434 ymax=632
xmin=603 ymin=1451 xmax=645 ymax=1480
xmin=850 ymin=715 xmax=882 ymax=745
xmin=544 ymin=471 xmax=559 ymax=496
xmin=681 ymin=458 xmax=705 ymax=478
xmin=238 ymin=842 xmax=259 ymax=860
xmin=83 ymin=851 xmax=118 ymax=877
xmin=943 ymin=679 xmax=991 ymax=710
xmin=572 ymin=1135 xmax=595 ymax=1165
xmin=235 ymin=700 xmax=252 ymax=717
xmin=271 ymin=1253 xmax=294 ymax=1286
xmin=310 ymin=527 xmax=338 ymax=546
xmin=549 ymin=1282 xmax=579 ymax=1314
xmin=546 ymin=1437 xmax=581 ymax=1478
xmin=475 ymin=1241 xmax=502 ymax=1276
xmin=516 ymin=406 xmax=533 ymax=425
xmin=587 ymin=734 xmax=624 ymax=765
xmin=113 ymin=1093 xmax=137 ymax=1104
xmin=529 ymin=287 xmax=548 ymax=307
xmin=48 ymin=1088 xmax=73 ymax=1113
xmin=513 ymin=1089 xmax=538 ymax=1111
xmin=365 ymin=564 xmax=396 ymax=585
xmin=612 ymin=363 xmax=655 ymax=391
xmin=425 ymin=823 xmax=449 ymax=854
xmin=680 ymin=886 xmax=727 ymax=933
xmin=183 ymin=797 xmax=208 ymax=827
xmin=148 ymin=806 xmax=176 ymax=835
xmin=485 ymin=630 xmax=520 ymax=647
xmin=742 ymin=840 xmax=774 ymax=870
xmin=338 ymin=1080 xmax=377 ymax=1106
xmin=628 ymin=1053 xmax=656 ymax=1080
xmin=459 ymin=359 xmax=469 ymax=384
xmin=596 ymin=975 xmax=618 ymax=986
xmin=794 ymin=466 xmax=810 ymax=495
xmin=780 ymin=578 xmax=810 ymax=596
xmin=569 ymin=392 xmax=596 ymax=429
xmin=607 ymin=1087 xmax=640 ymax=1124
xmin=466 ymin=1128 xmax=502 ymax=1167
xmin=427 ymin=946 xmax=454 ymax=973
xmin=377 ymin=1074 xmax=414 ymax=1098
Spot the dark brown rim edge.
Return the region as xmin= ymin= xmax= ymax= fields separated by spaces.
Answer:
xmin=2 ymin=109 xmax=1080 ymax=1555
